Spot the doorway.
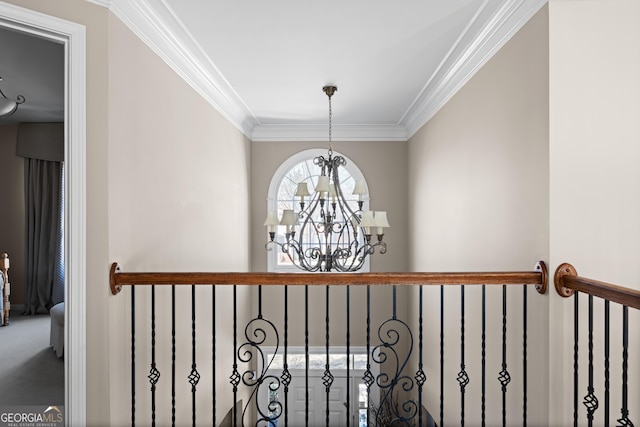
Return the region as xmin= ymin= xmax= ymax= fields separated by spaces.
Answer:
xmin=0 ymin=2 xmax=86 ymax=424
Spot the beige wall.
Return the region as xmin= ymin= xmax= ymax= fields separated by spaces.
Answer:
xmin=407 ymin=6 xmax=549 ymax=426
xmin=106 ymin=14 xmax=252 ymax=426
xmin=0 ymin=125 xmax=26 ymax=305
xmin=549 ymin=0 xmax=640 ymax=424
xmin=250 ymin=140 xmax=408 ymax=273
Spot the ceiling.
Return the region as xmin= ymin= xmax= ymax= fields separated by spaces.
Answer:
xmin=0 ymin=0 xmax=546 ymax=140
xmin=0 ymin=25 xmax=64 ymax=124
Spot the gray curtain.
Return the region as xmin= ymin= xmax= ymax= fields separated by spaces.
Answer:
xmin=24 ymin=158 xmax=63 ymax=314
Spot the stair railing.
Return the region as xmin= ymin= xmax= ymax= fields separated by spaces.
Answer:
xmin=554 ymin=263 xmax=639 ymax=427
xmin=110 ymin=261 xmax=547 ymax=427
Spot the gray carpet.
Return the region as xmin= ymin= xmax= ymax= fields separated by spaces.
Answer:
xmin=0 ymin=313 xmax=64 ymax=405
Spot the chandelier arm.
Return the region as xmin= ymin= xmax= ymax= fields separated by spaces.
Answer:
xmin=295 ymin=197 xmax=326 ymax=271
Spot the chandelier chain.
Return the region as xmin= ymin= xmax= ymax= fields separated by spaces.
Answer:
xmin=328 ymin=90 xmax=333 ymax=155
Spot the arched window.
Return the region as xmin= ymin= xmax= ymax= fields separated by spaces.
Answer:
xmin=266 ymin=149 xmax=370 ymax=272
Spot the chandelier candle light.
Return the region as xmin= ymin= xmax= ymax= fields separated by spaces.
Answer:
xmin=264 ymin=86 xmax=389 ymax=272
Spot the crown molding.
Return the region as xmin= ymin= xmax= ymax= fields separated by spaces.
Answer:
xmin=252 ymin=124 xmax=409 ymax=142
xmin=105 ymin=0 xmax=545 ymax=142
xmin=402 ymin=0 xmax=548 ymax=138
xmin=108 ymin=0 xmax=258 ymax=138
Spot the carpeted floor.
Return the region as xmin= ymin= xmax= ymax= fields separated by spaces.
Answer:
xmin=0 ymin=313 xmax=64 ymax=405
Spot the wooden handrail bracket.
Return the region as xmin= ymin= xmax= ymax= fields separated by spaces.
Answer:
xmin=554 ymin=263 xmax=640 ymax=310
xmin=110 ymin=261 xmax=548 ymax=296
xmin=554 ymin=263 xmax=577 ymax=298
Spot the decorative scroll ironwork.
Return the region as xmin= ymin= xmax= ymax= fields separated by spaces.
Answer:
xmin=372 ymin=307 xmax=418 ymax=425
xmin=238 ymin=311 xmax=282 ymax=426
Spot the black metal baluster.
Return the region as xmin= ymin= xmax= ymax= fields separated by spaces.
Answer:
xmin=282 ymin=286 xmax=291 ymax=427
xmin=584 ymin=295 xmax=598 ymax=425
xmin=604 ymin=301 xmax=610 ymax=427
xmin=499 ymin=285 xmax=511 ymax=427
xmin=149 ymin=285 xmax=160 ymax=426
xmin=363 ymin=286 xmax=373 ymax=427
xmin=416 ymin=285 xmax=426 ymax=427
xmin=617 ymin=306 xmax=632 ymax=427
xmin=230 ymin=286 xmax=239 ymax=427
xmin=523 ymin=285 xmax=528 ymax=427
xmin=188 ymin=285 xmax=201 ymax=427
xmin=171 ymin=285 xmax=176 ymax=426
xmin=440 ymin=285 xmax=444 ymax=427
xmin=212 ymin=285 xmax=216 ymax=427
xmin=573 ymin=293 xmax=579 ymax=427
xmin=305 ymin=285 xmax=309 ymax=427
xmin=481 ymin=284 xmax=486 ymax=427
xmin=457 ymin=285 xmax=470 ymax=426
xmin=131 ymin=287 xmax=135 ymax=427
xmin=323 ymin=286 xmax=333 ymax=427
xmin=346 ymin=285 xmax=351 ymax=427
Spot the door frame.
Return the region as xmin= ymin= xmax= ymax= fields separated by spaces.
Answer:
xmin=0 ymin=2 xmax=86 ymax=425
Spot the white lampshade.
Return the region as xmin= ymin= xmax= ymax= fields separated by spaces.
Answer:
xmin=315 ymin=176 xmax=330 ymax=193
xmin=280 ymin=209 xmax=298 ymax=226
xmin=264 ymin=210 xmax=279 ymax=233
xmin=264 ymin=211 xmax=279 ymax=226
xmin=352 ymin=180 xmax=368 ymax=196
xmin=295 ymin=182 xmax=310 ymax=198
xmin=374 ymin=211 xmax=390 ymax=228
xmin=359 ymin=211 xmax=376 ymax=227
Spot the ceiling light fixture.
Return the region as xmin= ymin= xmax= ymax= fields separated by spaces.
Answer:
xmin=264 ymin=85 xmax=389 ymax=272
xmin=0 ymin=77 xmax=25 ymax=117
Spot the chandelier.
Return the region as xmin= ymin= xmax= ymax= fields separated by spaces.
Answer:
xmin=0 ymin=77 xmax=25 ymax=117
xmin=264 ymin=86 xmax=389 ymax=272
